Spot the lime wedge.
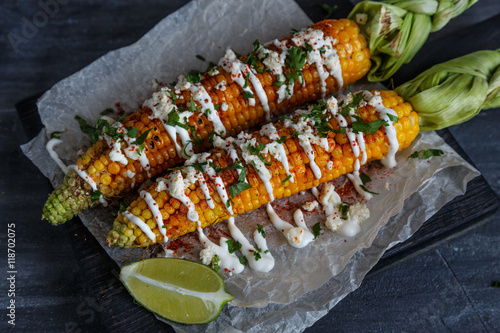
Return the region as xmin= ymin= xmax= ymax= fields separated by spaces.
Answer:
xmin=120 ymin=258 xmax=233 ymax=324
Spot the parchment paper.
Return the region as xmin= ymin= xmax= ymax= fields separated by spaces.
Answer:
xmin=21 ymin=0 xmax=480 ymax=331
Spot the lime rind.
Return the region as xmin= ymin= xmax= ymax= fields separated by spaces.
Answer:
xmin=120 ymin=258 xmax=233 ymax=325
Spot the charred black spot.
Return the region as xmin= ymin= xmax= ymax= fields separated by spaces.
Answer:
xmin=154 ymin=135 xmax=160 ymax=141
xmin=149 ymin=141 xmax=155 ymax=149
xmin=197 ymin=118 xmax=203 ymax=125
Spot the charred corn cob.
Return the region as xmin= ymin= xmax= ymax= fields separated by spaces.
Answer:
xmin=43 ymin=19 xmax=372 ymax=225
xmin=106 ymin=90 xmax=419 ymax=247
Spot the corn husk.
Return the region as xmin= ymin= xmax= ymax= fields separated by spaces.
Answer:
xmin=396 ymin=49 xmax=500 ymax=130
xmin=349 ymin=0 xmax=477 ymax=82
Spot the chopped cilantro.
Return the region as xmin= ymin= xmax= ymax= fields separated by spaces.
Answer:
xmin=409 ymin=149 xmax=444 ymax=159
xmin=312 ymin=222 xmax=321 ymax=240
xmin=167 ymin=90 xmax=177 ymax=104
xmin=226 ymin=239 xmax=242 ymax=253
xmin=492 ymin=281 xmax=500 ymax=288
xmin=117 ymin=200 xmax=129 ymax=214
xmin=208 ymin=162 xmax=222 ymax=173
xmin=247 ymin=143 xmax=265 ymax=155
xmin=242 ymin=91 xmax=254 ymax=99
xmin=352 ymin=119 xmax=388 ymax=135
xmin=196 ymin=54 xmax=206 ymax=61
xmin=49 ymin=130 xmax=65 ymax=139
xmin=257 ymin=224 xmax=266 ymax=238
xmin=281 ymin=175 xmax=292 ymax=185
xmin=360 ymin=185 xmax=378 ymax=195
xmin=319 ymin=3 xmax=337 ymax=20
xmin=211 ymin=254 xmax=220 ymax=271
xmin=292 ymin=131 xmax=300 ymax=138
xmin=304 ymin=41 xmax=313 ymax=52
xmin=239 ymin=256 xmax=248 ymax=266
xmin=276 ymin=135 xmax=287 ymax=144
xmin=100 ymin=108 xmax=114 ymax=116
xmin=188 ymin=99 xmax=200 ymax=112
xmin=125 ymin=126 xmax=140 ymax=138
xmin=134 ymin=129 xmax=152 ymax=146
xmin=278 ymin=115 xmax=291 ymax=122
xmin=227 ymin=161 xmax=243 ymax=170
xmin=91 ymin=190 xmax=102 ymax=203
xmin=360 ymin=172 xmax=371 ymax=185
xmin=338 ymin=202 xmax=350 ymax=220
xmin=387 ymin=113 xmax=399 ymax=122
xmin=186 ymin=70 xmax=203 ymax=84
xmin=285 ymin=46 xmax=307 ymax=85
xmin=228 ymin=181 xmax=252 ymax=198
xmin=253 ymin=248 xmax=262 ymax=261
xmin=214 ymin=103 xmax=221 ymax=110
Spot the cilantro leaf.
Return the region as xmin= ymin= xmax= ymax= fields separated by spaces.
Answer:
xmin=312 ymin=222 xmax=321 ymax=240
xmin=211 ymin=254 xmax=220 ymax=271
xmin=360 ymin=184 xmax=378 ymax=195
xmin=226 ymin=239 xmax=242 ymax=253
xmin=186 ymin=70 xmax=202 ymax=84
xmin=228 ymin=181 xmax=252 ymax=198
xmin=338 ymin=202 xmax=350 ymax=220
xmin=387 ymin=113 xmax=399 ymax=122
xmin=196 ymin=54 xmax=206 ymax=61
xmin=360 ymin=172 xmax=371 ymax=185
xmin=319 ymin=4 xmax=337 ymax=20
xmin=126 ymin=126 xmax=140 ymax=138
xmin=285 ymin=47 xmax=307 ymax=71
xmin=100 ymin=108 xmax=114 ymax=116
xmin=281 ymin=175 xmax=292 ymax=185
xmin=242 ymin=91 xmax=254 ymax=99
xmin=409 ymin=149 xmax=444 ymax=159
xmin=117 ymin=200 xmax=129 ymax=214
xmin=134 ymin=129 xmax=152 ymax=146
xmin=253 ymin=249 xmax=262 ymax=261
xmin=91 ymin=190 xmax=102 ymax=203
xmin=276 ymin=136 xmax=287 ymax=144
xmin=257 ymin=224 xmax=266 ymax=238
xmin=50 ymin=130 xmax=65 ymax=139
xmin=352 ymin=119 xmax=388 ymax=135
xmin=239 ymin=256 xmax=248 ymax=266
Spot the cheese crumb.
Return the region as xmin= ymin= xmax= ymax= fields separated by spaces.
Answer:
xmin=200 ymin=245 xmax=217 ymax=265
xmin=284 ymin=227 xmax=304 ymax=245
xmin=302 ymin=201 xmax=319 ymax=211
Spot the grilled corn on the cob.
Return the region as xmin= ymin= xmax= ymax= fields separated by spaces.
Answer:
xmin=106 ymin=90 xmax=419 ymax=247
xmin=43 ymin=19 xmax=371 ymax=225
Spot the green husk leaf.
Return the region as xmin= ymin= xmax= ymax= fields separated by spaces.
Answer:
xmin=396 ymin=49 xmax=500 ymax=130
xmin=348 ymin=0 xmax=476 ymax=82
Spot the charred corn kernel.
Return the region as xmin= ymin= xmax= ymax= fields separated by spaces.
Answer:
xmin=107 ymin=90 xmax=419 ymax=247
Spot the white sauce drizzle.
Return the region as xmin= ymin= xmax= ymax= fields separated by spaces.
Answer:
xmin=219 ymin=49 xmax=271 ymax=121
xmin=140 ymin=190 xmax=167 ymax=242
xmin=227 ymin=217 xmax=274 ymax=273
xmin=260 ymin=123 xmax=294 ymax=182
xmin=46 ymin=138 xmax=69 ymax=174
xmin=198 ymin=153 xmax=234 ymax=215
xmin=266 ymin=204 xmax=314 ymax=248
xmin=190 ymin=84 xmax=226 ymax=136
xmin=68 ymin=165 xmax=107 ymax=206
xmin=156 ymin=170 xmax=199 ymax=222
xmin=198 ymin=227 xmax=245 ymax=274
xmin=123 ymin=211 xmax=155 ymax=241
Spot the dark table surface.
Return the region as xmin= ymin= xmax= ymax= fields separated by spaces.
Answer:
xmin=1 ymin=0 xmax=500 ymax=332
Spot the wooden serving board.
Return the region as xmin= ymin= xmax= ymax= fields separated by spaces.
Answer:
xmin=16 ymin=94 xmax=499 ymax=331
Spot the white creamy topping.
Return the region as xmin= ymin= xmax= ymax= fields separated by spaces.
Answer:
xmin=123 ymin=211 xmax=155 ymax=241
xmin=198 ymin=227 xmax=245 ymax=274
xmin=156 ymin=170 xmax=199 ymax=222
xmin=46 ymin=138 xmax=69 ymax=174
xmin=239 ymin=137 xmax=274 ymax=201
xmin=68 ymin=165 xmax=107 ymax=206
xmin=366 ymin=92 xmax=400 ymax=168
xmin=266 ymin=203 xmax=314 ymax=248
xmin=292 ymin=28 xmax=343 ymax=96
xmin=198 ymin=153 xmax=234 ymax=215
xmin=190 ymin=84 xmax=226 ymax=136
xmin=284 ymin=116 xmax=328 ymax=180
xmin=302 ymin=200 xmax=319 ymax=211
xmin=140 ymin=190 xmax=167 ymax=242
xmin=219 ymin=49 xmax=259 ymax=107
xmin=318 ymin=184 xmax=370 ymax=237
xmin=260 ymin=123 xmax=294 ymax=182
xmin=227 ymin=217 xmax=274 ymax=273
xmin=109 ymin=141 xmax=128 ymax=165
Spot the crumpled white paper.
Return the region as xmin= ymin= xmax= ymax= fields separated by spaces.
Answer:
xmin=21 ymin=0 xmax=480 ymax=332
